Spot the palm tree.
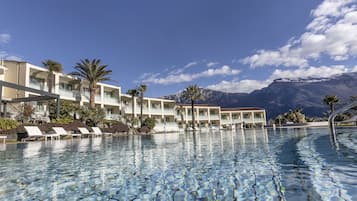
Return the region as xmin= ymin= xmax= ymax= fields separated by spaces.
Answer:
xmin=127 ymin=89 xmax=139 ymax=127
xmin=182 ymin=85 xmax=204 ymax=130
xmin=70 ymin=59 xmax=112 ymax=109
xmin=42 ymin=60 xmax=62 ymax=93
xmin=323 ymin=95 xmax=339 ymax=114
xmin=137 ymin=84 xmax=147 ymax=127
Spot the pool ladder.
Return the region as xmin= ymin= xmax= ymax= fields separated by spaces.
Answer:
xmin=328 ymin=100 xmax=357 ymax=148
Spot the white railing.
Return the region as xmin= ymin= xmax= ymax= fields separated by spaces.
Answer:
xmin=29 ymin=81 xmax=47 ymax=91
xmin=103 ymin=96 xmax=119 ymax=104
xmin=210 ymin=114 xmax=220 ymax=120
xmin=150 ymin=108 xmax=162 ymax=114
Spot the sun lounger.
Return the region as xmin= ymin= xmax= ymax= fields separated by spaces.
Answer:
xmin=92 ymin=127 xmax=112 ymax=135
xmin=78 ymin=127 xmax=101 ymax=137
xmin=52 ymin=127 xmax=81 ymax=139
xmin=23 ymin=126 xmax=60 ymax=141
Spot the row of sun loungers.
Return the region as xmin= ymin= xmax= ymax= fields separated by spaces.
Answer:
xmin=22 ymin=126 xmax=112 ymax=142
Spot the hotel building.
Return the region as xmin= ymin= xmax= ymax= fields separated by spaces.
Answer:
xmin=0 ymin=60 xmax=266 ymax=131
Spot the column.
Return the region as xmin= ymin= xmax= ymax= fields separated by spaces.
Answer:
xmin=148 ymin=99 xmax=151 ymax=117
xmin=54 ymin=74 xmax=60 ymax=94
xmin=100 ymin=85 xmax=104 ymax=108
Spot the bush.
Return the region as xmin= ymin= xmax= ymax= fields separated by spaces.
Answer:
xmin=78 ymin=106 xmax=106 ymax=127
xmin=142 ymin=117 xmax=156 ymax=130
xmin=0 ymin=118 xmax=19 ymax=130
xmin=49 ymin=100 xmax=80 ymax=120
xmin=51 ymin=117 xmax=74 ymax=124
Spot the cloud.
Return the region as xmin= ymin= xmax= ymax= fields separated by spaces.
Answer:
xmin=207 ymin=65 xmax=349 ymax=93
xmin=241 ymin=0 xmax=357 ymax=68
xmin=270 ymin=65 xmax=348 ymax=79
xmin=0 ymin=51 xmax=22 ymax=61
xmin=143 ymin=65 xmax=241 ymax=85
xmin=207 ymin=62 xmax=219 ymax=67
xmin=0 ymin=34 xmax=11 ymax=44
xmin=184 ymin=61 xmax=198 ymax=68
xmin=207 ymin=79 xmax=269 ymax=93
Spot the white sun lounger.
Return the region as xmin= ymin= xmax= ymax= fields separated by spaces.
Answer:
xmin=92 ymin=127 xmax=112 ymax=135
xmin=78 ymin=127 xmax=101 ymax=137
xmin=52 ymin=127 xmax=81 ymax=139
xmin=23 ymin=126 xmax=60 ymax=141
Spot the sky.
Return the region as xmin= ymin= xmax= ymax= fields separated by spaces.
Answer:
xmin=1 ymin=0 xmax=357 ymax=97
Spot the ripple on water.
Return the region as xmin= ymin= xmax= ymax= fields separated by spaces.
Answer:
xmin=0 ymin=129 xmax=356 ymax=200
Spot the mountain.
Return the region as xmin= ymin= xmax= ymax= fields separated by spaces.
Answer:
xmin=163 ymin=72 xmax=357 ymax=119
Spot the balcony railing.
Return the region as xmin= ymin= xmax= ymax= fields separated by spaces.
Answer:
xmin=103 ymin=96 xmax=119 ymax=104
xmin=59 ymin=89 xmax=78 ymax=99
xmin=210 ymin=114 xmax=220 ymax=120
xmin=150 ymin=108 xmax=162 ymax=114
xmin=29 ymin=81 xmax=47 ymax=91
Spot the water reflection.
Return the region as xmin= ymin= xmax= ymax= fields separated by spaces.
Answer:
xmin=0 ymin=128 xmax=356 ymax=200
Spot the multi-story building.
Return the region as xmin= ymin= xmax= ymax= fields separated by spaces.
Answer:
xmin=176 ymin=104 xmax=221 ymax=129
xmin=176 ymin=104 xmax=266 ymax=130
xmin=0 ymin=60 xmax=266 ymax=132
xmin=1 ymin=60 xmax=122 ymax=121
xmin=121 ymin=94 xmax=178 ymax=131
xmin=220 ymin=107 xmax=266 ymax=129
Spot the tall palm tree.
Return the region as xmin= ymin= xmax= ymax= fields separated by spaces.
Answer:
xmin=182 ymin=85 xmax=204 ymax=130
xmin=137 ymin=84 xmax=147 ymax=127
xmin=323 ymin=95 xmax=339 ymax=114
xmin=127 ymin=89 xmax=139 ymax=127
xmin=42 ymin=60 xmax=62 ymax=93
xmin=70 ymin=59 xmax=112 ymax=109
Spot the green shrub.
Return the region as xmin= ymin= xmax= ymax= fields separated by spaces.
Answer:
xmin=78 ymin=106 xmax=106 ymax=126
xmin=51 ymin=117 xmax=74 ymax=124
xmin=0 ymin=118 xmax=19 ymax=130
xmin=142 ymin=117 xmax=156 ymax=130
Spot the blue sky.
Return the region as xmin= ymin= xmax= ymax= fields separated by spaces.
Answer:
xmin=1 ymin=0 xmax=357 ymax=97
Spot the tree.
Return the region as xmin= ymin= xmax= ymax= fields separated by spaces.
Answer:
xmin=137 ymin=84 xmax=147 ymax=127
xmin=126 ymin=89 xmax=139 ymax=127
xmin=182 ymin=85 xmax=204 ymax=130
xmin=70 ymin=59 xmax=112 ymax=109
xmin=42 ymin=60 xmax=62 ymax=93
xmin=323 ymin=95 xmax=339 ymax=114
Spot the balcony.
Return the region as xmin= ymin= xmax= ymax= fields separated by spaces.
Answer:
xmin=29 ymin=80 xmax=47 ymax=91
xmin=58 ymin=88 xmax=79 ymax=99
xmin=210 ymin=114 xmax=220 ymax=120
xmin=254 ymin=117 xmax=265 ymax=122
xmin=150 ymin=108 xmax=162 ymax=114
xmin=198 ymin=115 xmax=209 ymax=120
xmin=163 ymin=108 xmax=174 ymax=115
xmin=221 ymin=119 xmax=232 ymax=125
xmin=103 ymin=96 xmax=119 ymax=105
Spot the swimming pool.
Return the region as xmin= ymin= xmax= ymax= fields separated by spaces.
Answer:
xmin=0 ymin=128 xmax=356 ymax=200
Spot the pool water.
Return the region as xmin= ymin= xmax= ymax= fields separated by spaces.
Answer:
xmin=0 ymin=128 xmax=356 ymax=200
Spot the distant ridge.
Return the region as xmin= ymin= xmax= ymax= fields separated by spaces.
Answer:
xmin=162 ymin=72 xmax=357 ymax=119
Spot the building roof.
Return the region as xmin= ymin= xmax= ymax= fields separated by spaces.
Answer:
xmin=221 ymin=107 xmax=265 ymax=111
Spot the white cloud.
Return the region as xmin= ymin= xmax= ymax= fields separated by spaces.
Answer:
xmin=270 ymin=65 xmax=348 ymax=79
xmin=184 ymin=61 xmax=198 ymax=68
xmin=143 ymin=65 xmax=240 ymax=85
xmin=207 ymin=62 xmax=219 ymax=67
xmin=207 ymin=65 xmax=349 ymax=93
xmin=241 ymin=0 xmax=357 ymax=68
xmin=0 ymin=51 xmax=22 ymax=61
xmin=207 ymin=79 xmax=269 ymax=93
xmin=0 ymin=34 xmax=11 ymax=44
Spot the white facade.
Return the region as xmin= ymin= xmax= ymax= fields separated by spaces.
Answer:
xmin=1 ymin=60 xmax=267 ymax=132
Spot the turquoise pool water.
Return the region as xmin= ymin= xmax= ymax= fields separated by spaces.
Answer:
xmin=0 ymin=128 xmax=356 ymax=200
